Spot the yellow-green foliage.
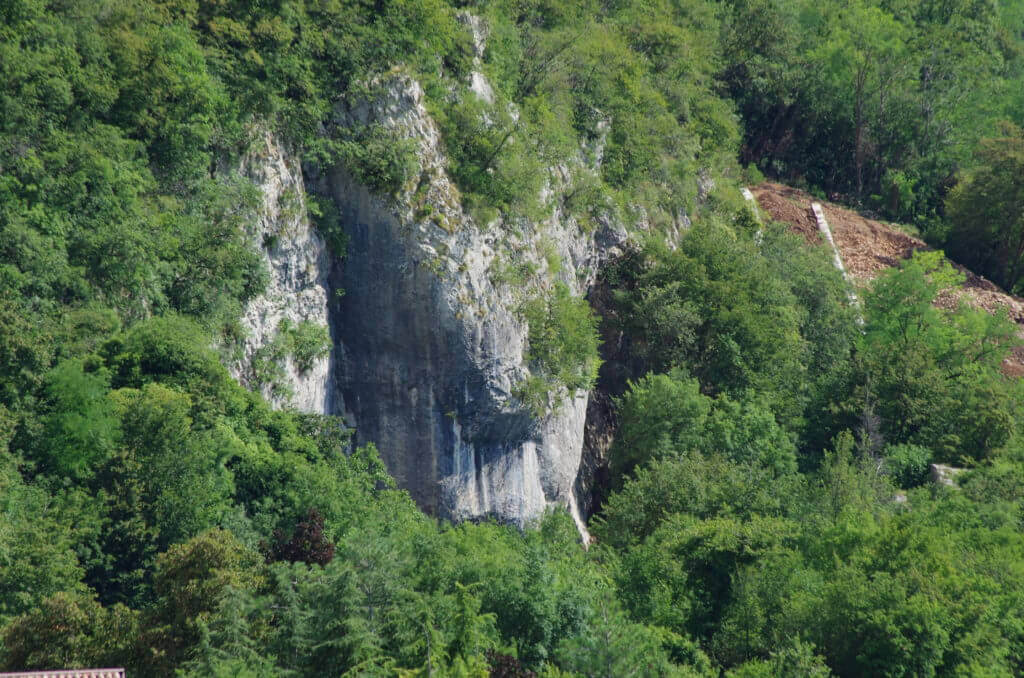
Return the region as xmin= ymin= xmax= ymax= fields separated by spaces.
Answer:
xmin=250 ymin=319 xmax=331 ymax=397
xmin=6 ymin=2 xmax=1024 ymax=678
xmin=520 ymin=282 xmax=601 ymax=413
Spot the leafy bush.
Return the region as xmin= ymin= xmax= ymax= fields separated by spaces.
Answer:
xmin=37 ymin=360 xmax=121 ymax=480
xmin=520 ymin=282 xmax=601 ymax=412
xmin=283 ymin=320 xmax=331 ymax=373
xmin=306 ymin=194 xmax=348 ymax=257
xmin=248 ymin=319 xmax=331 ymax=397
xmin=609 ymin=369 xmax=711 ymax=480
xmin=609 ymin=369 xmax=797 ymax=484
xmin=945 ymin=122 xmax=1024 ymax=293
xmin=333 ymin=123 xmax=419 ymax=196
xmin=436 ymin=94 xmax=546 ymax=219
xmin=884 ymin=444 xmax=933 ymax=488
xmin=855 ymin=251 xmax=1019 ymax=462
xmin=610 ymin=219 xmax=856 ymax=437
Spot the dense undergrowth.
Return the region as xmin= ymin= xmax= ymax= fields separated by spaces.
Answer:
xmin=5 ymin=0 xmax=1024 ymax=676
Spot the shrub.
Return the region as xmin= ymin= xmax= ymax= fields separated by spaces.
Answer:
xmin=333 ymin=123 xmax=419 ymax=196
xmin=249 ymin=319 xmax=331 ymax=398
xmin=266 ymin=508 xmax=335 ymax=566
xmin=520 ymin=282 xmax=601 ymax=413
xmin=284 ymin=320 xmax=331 ymax=373
xmin=884 ymin=444 xmax=933 ymax=488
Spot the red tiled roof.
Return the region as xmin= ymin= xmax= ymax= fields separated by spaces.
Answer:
xmin=0 ymin=670 xmax=125 ymax=678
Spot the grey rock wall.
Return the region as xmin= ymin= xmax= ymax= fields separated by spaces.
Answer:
xmin=230 ymin=21 xmax=632 ymax=534
xmin=320 ymin=73 xmax=625 ymax=531
xmin=231 ymin=130 xmax=332 ymax=413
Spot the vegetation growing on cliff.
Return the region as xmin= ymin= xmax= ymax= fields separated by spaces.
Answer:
xmin=4 ymin=0 xmax=1024 ymax=676
xmin=520 ymin=282 xmax=602 ymax=414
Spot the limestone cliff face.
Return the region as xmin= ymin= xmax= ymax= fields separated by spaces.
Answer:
xmin=231 ymin=131 xmax=332 ymax=413
xmin=319 ymin=74 xmax=626 ymax=529
xmin=232 ymin=39 xmax=628 ymax=531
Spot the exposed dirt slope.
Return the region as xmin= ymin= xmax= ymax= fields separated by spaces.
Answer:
xmin=751 ymin=182 xmax=1024 ymax=375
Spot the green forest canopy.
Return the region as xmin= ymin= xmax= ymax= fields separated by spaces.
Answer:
xmin=4 ymin=0 xmax=1024 ymax=675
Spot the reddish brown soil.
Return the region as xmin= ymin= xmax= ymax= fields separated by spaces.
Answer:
xmin=752 ymin=184 xmax=820 ymax=244
xmin=750 ymin=182 xmax=1024 ymax=375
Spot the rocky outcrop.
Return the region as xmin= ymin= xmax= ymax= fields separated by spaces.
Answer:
xmin=231 ymin=131 xmax=333 ymax=413
xmin=230 ymin=19 xmax=634 ymax=533
xmin=318 ymin=72 xmax=626 ymax=529
xmin=457 ymin=12 xmax=495 ymax=105
xmin=929 ymin=463 xmax=964 ymax=488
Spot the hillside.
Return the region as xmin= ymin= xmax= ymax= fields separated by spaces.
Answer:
xmin=753 ymin=182 xmax=1024 ymax=375
xmin=5 ymin=1 xmax=1024 ymax=676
